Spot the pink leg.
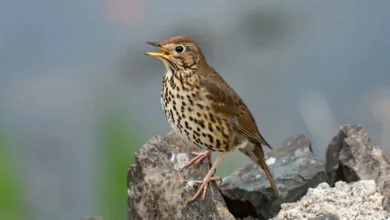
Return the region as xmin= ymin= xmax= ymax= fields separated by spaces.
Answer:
xmin=187 ymin=153 xmax=225 ymax=203
xmin=184 ymin=151 xmax=212 ymax=168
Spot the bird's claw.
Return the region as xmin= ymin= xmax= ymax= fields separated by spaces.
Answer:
xmin=193 ymin=176 xmax=222 ymax=184
xmin=188 ymin=176 xmax=221 ymax=202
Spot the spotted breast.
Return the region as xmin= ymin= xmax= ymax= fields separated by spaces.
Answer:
xmin=161 ymin=70 xmax=236 ymax=152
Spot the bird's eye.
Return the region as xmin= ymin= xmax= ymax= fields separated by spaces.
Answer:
xmin=175 ymin=45 xmax=185 ymax=53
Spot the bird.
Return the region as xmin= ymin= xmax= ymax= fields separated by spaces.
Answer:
xmin=145 ymin=36 xmax=280 ymax=202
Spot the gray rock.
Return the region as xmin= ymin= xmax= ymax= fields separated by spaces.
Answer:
xmin=220 ymin=135 xmax=327 ymax=219
xmin=308 ymin=213 xmax=340 ymax=220
xmin=326 ymin=124 xmax=390 ymax=211
xmin=272 ymin=180 xmax=390 ymax=220
xmin=127 ymin=132 xmax=234 ymax=220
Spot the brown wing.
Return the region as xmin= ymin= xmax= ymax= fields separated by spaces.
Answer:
xmin=199 ymin=70 xmax=271 ymax=148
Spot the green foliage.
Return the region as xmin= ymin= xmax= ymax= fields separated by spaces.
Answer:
xmin=0 ymin=126 xmax=26 ymax=220
xmin=97 ymin=111 xmax=141 ymax=220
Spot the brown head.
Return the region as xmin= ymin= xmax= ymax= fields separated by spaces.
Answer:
xmin=145 ymin=36 xmax=208 ymax=73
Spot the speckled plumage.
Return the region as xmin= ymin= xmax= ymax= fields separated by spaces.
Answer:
xmin=161 ymin=70 xmax=233 ymax=152
xmin=146 ymin=36 xmax=280 ymax=201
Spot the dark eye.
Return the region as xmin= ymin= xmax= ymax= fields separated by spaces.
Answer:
xmin=175 ymin=45 xmax=185 ymax=53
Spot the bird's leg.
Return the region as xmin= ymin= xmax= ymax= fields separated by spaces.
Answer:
xmin=187 ymin=152 xmax=224 ymax=202
xmin=184 ymin=151 xmax=212 ymax=168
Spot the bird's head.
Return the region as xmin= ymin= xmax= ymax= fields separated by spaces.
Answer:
xmin=145 ymin=36 xmax=207 ymax=72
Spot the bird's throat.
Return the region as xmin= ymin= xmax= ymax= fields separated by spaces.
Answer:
xmin=164 ymin=70 xmax=198 ymax=92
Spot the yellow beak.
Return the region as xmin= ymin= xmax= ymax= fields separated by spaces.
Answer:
xmin=145 ymin=41 xmax=172 ymax=57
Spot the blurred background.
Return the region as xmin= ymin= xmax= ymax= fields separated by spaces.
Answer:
xmin=1 ymin=0 xmax=390 ymax=219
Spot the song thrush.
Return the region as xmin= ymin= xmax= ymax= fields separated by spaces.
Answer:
xmin=145 ymin=36 xmax=280 ymax=202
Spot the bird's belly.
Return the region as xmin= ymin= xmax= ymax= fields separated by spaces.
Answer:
xmin=161 ymin=89 xmax=233 ymax=152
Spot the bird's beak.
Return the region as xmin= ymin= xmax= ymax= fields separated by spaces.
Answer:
xmin=145 ymin=41 xmax=172 ymax=57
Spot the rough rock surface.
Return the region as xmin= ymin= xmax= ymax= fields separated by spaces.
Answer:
xmin=127 ymin=132 xmax=234 ymax=220
xmin=308 ymin=213 xmax=340 ymax=220
xmin=272 ymin=180 xmax=390 ymax=220
xmin=220 ymin=135 xmax=327 ymax=219
xmin=326 ymin=124 xmax=390 ymax=211
xmin=128 ymin=124 xmax=390 ymax=219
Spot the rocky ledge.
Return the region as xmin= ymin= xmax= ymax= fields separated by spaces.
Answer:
xmin=127 ymin=125 xmax=390 ymax=219
xmin=127 ymin=132 xmax=234 ymax=220
xmin=272 ymin=180 xmax=389 ymax=220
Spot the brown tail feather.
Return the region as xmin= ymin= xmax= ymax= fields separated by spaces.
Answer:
xmin=253 ymin=146 xmax=280 ymax=197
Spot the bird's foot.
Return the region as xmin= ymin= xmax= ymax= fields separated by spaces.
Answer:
xmin=187 ymin=176 xmax=222 ymax=202
xmin=184 ymin=151 xmax=212 ymax=168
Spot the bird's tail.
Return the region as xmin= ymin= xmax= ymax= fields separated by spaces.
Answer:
xmin=243 ymin=145 xmax=280 ymax=197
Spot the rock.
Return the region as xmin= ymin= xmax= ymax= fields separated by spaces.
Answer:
xmin=382 ymin=180 xmax=390 ymax=212
xmin=326 ymin=124 xmax=390 ymax=211
xmin=127 ymin=132 xmax=234 ymax=220
xmin=128 ymin=124 xmax=390 ymax=219
xmin=308 ymin=213 xmax=340 ymax=220
xmin=272 ymin=180 xmax=390 ymax=220
xmin=220 ymin=135 xmax=327 ymax=219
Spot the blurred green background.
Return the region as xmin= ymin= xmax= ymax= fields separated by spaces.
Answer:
xmin=1 ymin=1 xmax=390 ymax=220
